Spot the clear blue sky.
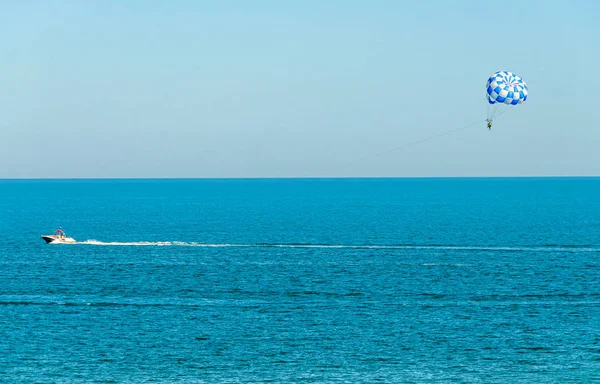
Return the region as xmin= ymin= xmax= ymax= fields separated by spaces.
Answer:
xmin=1 ymin=0 xmax=598 ymax=178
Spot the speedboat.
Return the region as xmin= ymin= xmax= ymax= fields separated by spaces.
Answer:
xmin=41 ymin=229 xmax=76 ymax=244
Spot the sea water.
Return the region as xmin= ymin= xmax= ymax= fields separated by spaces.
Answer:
xmin=1 ymin=178 xmax=599 ymax=382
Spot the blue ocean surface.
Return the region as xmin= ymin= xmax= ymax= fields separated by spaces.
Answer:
xmin=1 ymin=177 xmax=599 ymax=383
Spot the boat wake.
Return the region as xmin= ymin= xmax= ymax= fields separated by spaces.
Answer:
xmin=75 ymin=240 xmax=600 ymax=253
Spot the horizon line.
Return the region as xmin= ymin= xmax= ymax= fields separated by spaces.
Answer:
xmin=1 ymin=175 xmax=600 ymax=181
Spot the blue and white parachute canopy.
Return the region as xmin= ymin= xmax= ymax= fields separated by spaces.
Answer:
xmin=486 ymin=71 xmax=528 ymax=106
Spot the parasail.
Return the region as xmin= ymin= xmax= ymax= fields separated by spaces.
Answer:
xmin=485 ymin=70 xmax=528 ymax=129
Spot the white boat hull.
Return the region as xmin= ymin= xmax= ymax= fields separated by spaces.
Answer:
xmin=41 ymin=235 xmax=77 ymax=244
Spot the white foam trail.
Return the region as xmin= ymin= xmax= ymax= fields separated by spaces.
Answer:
xmin=74 ymin=240 xmax=600 ymax=253
xmin=82 ymin=240 xmax=177 ymax=246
